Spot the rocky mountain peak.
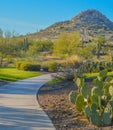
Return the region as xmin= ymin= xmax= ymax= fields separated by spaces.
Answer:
xmin=71 ymin=9 xmax=113 ymax=30
xmin=28 ymin=9 xmax=113 ymax=41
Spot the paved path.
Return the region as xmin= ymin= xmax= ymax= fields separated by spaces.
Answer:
xmin=0 ymin=74 xmax=56 ymax=130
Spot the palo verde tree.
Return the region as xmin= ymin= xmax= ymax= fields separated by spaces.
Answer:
xmin=54 ymin=32 xmax=81 ymax=58
xmin=28 ymin=40 xmax=53 ymax=54
xmin=54 ymin=32 xmax=96 ymax=60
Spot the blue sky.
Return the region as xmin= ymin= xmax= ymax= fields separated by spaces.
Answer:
xmin=0 ymin=0 xmax=113 ymax=35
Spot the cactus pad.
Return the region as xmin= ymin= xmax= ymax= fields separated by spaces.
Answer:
xmin=102 ymin=112 xmax=111 ymax=125
xmin=76 ymin=78 xmax=84 ymax=89
xmin=93 ymin=78 xmax=103 ymax=88
xmin=93 ymin=87 xmax=103 ymax=96
xmin=85 ymin=106 xmax=91 ymax=117
xmin=110 ymin=100 xmax=113 ymax=108
xmin=82 ymin=85 xmax=90 ymax=98
xmin=76 ymin=95 xmax=85 ymax=112
xmin=109 ymin=86 xmax=113 ymax=96
xmin=91 ymin=95 xmax=98 ymax=104
xmin=69 ymin=91 xmax=77 ymax=104
xmin=90 ymin=111 xmax=102 ymax=126
xmin=91 ymin=103 xmax=98 ymax=112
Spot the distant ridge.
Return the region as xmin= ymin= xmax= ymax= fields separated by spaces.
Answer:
xmin=28 ymin=9 xmax=113 ymax=41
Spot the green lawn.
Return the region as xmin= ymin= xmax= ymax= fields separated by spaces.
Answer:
xmin=46 ymin=78 xmax=63 ymax=85
xmin=0 ymin=67 xmax=41 ymax=81
xmin=84 ymin=71 xmax=113 ymax=80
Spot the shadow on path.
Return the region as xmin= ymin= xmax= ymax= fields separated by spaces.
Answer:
xmin=0 ymin=74 xmax=55 ymax=130
xmin=0 ymin=106 xmax=53 ymax=130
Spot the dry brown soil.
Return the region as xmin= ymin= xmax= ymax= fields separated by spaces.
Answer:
xmin=38 ymin=80 xmax=113 ymax=130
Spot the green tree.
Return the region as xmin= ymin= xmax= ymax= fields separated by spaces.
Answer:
xmin=54 ymin=32 xmax=81 ymax=58
xmin=78 ymin=42 xmax=96 ymax=60
xmin=0 ymin=37 xmax=24 ymax=66
xmin=28 ymin=40 xmax=53 ymax=56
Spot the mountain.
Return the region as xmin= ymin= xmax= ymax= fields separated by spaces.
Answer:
xmin=71 ymin=9 xmax=113 ymax=30
xmin=28 ymin=9 xmax=113 ymax=41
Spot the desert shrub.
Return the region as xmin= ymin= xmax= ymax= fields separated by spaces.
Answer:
xmin=60 ymin=68 xmax=75 ymax=80
xmin=51 ymin=56 xmax=81 ymax=80
xmin=51 ymin=68 xmax=75 ymax=82
xmin=69 ymin=70 xmax=113 ymax=126
xmin=41 ymin=64 xmax=49 ymax=72
xmin=78 ymin=61 xmax=113 ymax=73
xmin=65 ymin=56 xmax=80 ymax=69
xmin=20 ymin=63 xmax=41 ymax=71
xmin=49 ymin=56 xmax=81 ymax=80
xmin=47 ymin=61 xmax=61 ymax=72
xmin=16 ymin=61 xmax=41 ymax=71
xmin=16 ymin=61 xmax=22 ymax=70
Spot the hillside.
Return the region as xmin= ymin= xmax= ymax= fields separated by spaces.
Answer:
xmin=28 ymin=9 xmax=113 ymax=41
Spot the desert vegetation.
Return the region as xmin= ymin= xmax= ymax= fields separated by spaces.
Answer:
xmin=1 ymin=9 xmax=113 ymax=129
xmin=70 ymin=70 xmax=113 ymax=126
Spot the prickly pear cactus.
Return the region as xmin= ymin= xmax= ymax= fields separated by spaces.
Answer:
xmin=69 ymin=91 xmax=77 ymax=104
xmin=101 ymin=98 xmax=107 ymax=107
xmin=102 ymin=112 xmax=111 ymax=125
xmin=91 ymin=95 xmax=98 ymax=104
xmin=110 ymin=100 xmax=113 ymax=108
xmin=109 ymin=86 xmax=113 ymax=96
xmin=91 ymin=103 xmax=98 ymax=112
xmin=91 ymin=87 xmax=103 ymax=96
xmin=105 ymin=76 xmax=113 ymax=83
xmin=76 ymin=78 xmax=84 ymax=92
xmin=81 ymin=85 xmax=90 ymax=98
xmin=69 ymin=69 xmax=113 ymax=126
xmin=85 ymin=105 xmax=91 ymax=117
xmin=103 ymin=84 xmax=110 ymax=94
xmin=104 ymin=104 xmax=112 ymax=113
xmin=91 ymin=87 xmax=97 ymax=96
xmin=90 ymin=111 xmax=102 ymax=126
xmin=93 ymin=78 xmax=103 ymax=88
xmin=76 ymin=95 xmax=85 ymax=112
xmin=76 ymin=78 xmax=81 ymax=87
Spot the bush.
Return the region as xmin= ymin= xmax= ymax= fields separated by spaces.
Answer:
xmin=41 ymin=64 xmax=49 ymax=72
xmin=16 ymin=61 xmax=41 ymax=71
xmin=77 ymin=61 xmax=113 ymax=73
xmin=55 ymin=68 xmax=75 ymax=81
xmin=65 ymin=56 xmax=80 ymax=69
xmin=16 ymin=61 xmax=22 ymax=70
xmin=47 ymin=61 xmax=61 ymax=72
xmin=50 ymin=56 xmax=81 ymax=81
xmin=69 ymin=70 xmax=113 ymax=126
xmin=20 ymin=63 xmax=41 ymax=71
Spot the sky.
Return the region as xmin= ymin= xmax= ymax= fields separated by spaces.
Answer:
xmin=0 ymin=0 xmax=113 ymax=35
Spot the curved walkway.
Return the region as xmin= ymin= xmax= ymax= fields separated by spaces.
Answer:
xmin=0 ymin=74 xmax=56 ymax=130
